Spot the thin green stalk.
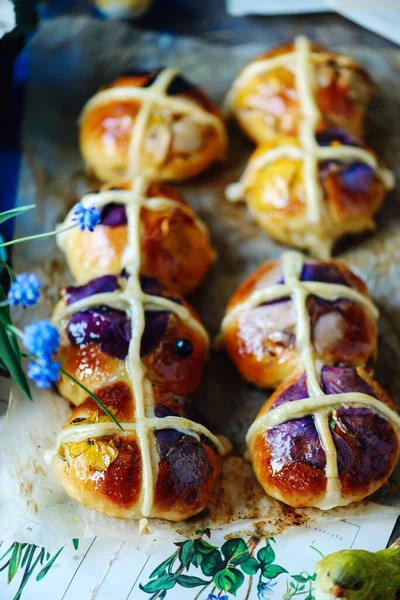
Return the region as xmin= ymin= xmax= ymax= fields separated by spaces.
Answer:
xmin=59 ymin=368 xmax=122 ymax=429
xmin=19 ymin=350 xmax=122 ymax=429
xmin=0 ymin=224 xmax=75 ymax=249
xmin=0 ymin=260 xmax=16 ymax=281
xmin=6 ymin=324 xmax=24 ymax=340
xmin=310 ymin=546 xmax=324 ymax=559
xmin=194 ymin=581 xmax=212 ymax=600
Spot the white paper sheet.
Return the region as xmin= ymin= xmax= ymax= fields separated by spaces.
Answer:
xmin=226 ymin=0 xmax=400 ymax=46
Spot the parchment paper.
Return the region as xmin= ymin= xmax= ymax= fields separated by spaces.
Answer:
xmin=1 ymin=16 xmax=399 ymax=551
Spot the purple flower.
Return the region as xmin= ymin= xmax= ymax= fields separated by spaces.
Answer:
xmin=27 ymin=358 xmax=60 ymax=388
xmin=72 ymin=204 xmax=101 ymax=232
xmin=8 ymin=273 xmax=41 ymax=308
xmin=23 ymin=320 xmax=60 ymax=359
xmin=257 ymin=579 xmax=277 ymax=599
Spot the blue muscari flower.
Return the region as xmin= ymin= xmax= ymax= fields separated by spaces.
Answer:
xmin=72 ymin=204 xmax=101 ymax=232
xmin=8 ymin=273 xmax=41 ymax=309
xmin=28 ymin=358 xmax=60 ymax=388
xmin=257 ymin=580 xmax=277 ymax=599
xmin=23 ymin=320 xmax=60 ymax=359
xmin=207 ymin=595 xmax=228 ymax=600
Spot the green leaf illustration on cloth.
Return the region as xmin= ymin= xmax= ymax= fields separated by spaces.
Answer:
xmin=0 ymin=538 xmax=79 ymax=600
xmin=139 ymin=534 xmax=301 ymax=599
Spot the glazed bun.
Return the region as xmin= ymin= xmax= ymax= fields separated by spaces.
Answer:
xmin=227 ymin=129 xmax=393 ymax=258
xmin=54 ymin=274 xmax=209 ymax=405
xmin=51 ymin=272 xmax=227 ymax=522
xmin=54 ymin=382 xmax=221 ymax=521
xmin=220 ymin=256 xmax=377 ymax=389
xmin=228 ymin=39 xmax=375 ymax=144
xmin=57 ymin=181 xmax=215 ymax=295
xmin=248 ymin=366 xmax=399 ymax=509
xmin=219 ymin=250 xmax=399 ymax=509
xmin=79 ymin=67 xmax=227 ymax=183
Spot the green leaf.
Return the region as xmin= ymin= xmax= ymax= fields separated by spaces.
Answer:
xmin=240 ymin=557 xmax=259 ymax=575
xmin=36 ymin=546 xmax=64 ymax=581
xmin=200 ymin=549 xmax=223 ymax=577
xmin=311 ymin=572 xmax=317 ymax=581
xmin=292 ymin=574 xmax=308 ymax=583
xmin=179 ymin=541 xmax=195 ymax=570
xmin=20 ymin=544 xmax=33 ymax=568
xmin=262 ymin=564 xmax=287 ymax=579
xmin=176 ymin=575 xmax=210 ymax=588
xmin=221 ymin=538 xmax=249 ymax=565
xmin=257 ymin=543 xmax=275 ymax=566
xmin=0 ymin=205 xmax=35 ymax=225
xmin=139 ymin=573 xmax=177 ymax=593
xmin=0 ymin=260 xmax=16 ymax=281
xmin=0 ymin=561 xmax=11 ymax=573
xmin=195 ymin=539 xmax=219 ymax=555
xmin=72 ymin=538 xmax=79 ymax=550
xmin=148 ymin=551 xmax=178 ymax=579
xmin=214 ymin=567 xmax=244 ymax=596
xmin=193 ymin=539 xmax=221 ymax=570
xmin=304 ymin=594 xmax=315 ymax=600
xmin=0 ymin=290 xmax=31 ymax=400
xmin=0 ymin=543 xmax=15 ymax=563
xmin=8 ymin=543 xmax=25 ymax=583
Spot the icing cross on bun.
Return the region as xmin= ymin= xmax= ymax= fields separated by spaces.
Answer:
xmin=57 ymin=180 xmax=215 ymax=295
xmin=219 ymin=251 xmax=400 ymax=509
xmin=225 ymin=37 xmax=394 ymax=258
xmin=218 ymin=254 xmax=378 ymax=389
xmin=226 ymin=128 xmax=393 ymax=258
xmin=226 ymin=37 xmax=376 ymax=143
xmin=48 ymin=175 xmax=229 ymax=524
xmin=79 ymin=67 xmax=227 ymax=183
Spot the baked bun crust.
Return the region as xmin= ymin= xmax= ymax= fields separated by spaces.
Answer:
xmin=54 ymin=274 xmax=208 ymax=405
xmin=249 ymin=366 xmax=399 ymax=508
xmin=58 ymin=182 xmax=215 ymax=295
xmin=52 ymin=273 xmax=224 ymax=521
xmin=222 ymin=257 xmax=377 ymax=389
xmin=54 ymin=382 xmax=220 ymax=521
xmin=229 ymin=41 xmax=375 ymax=144
xmin=230 ymin=130 xmax=389 ymax=257
xmin=80 ymin=68 xmax=227 ymax=183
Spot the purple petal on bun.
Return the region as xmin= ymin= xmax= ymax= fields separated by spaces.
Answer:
xmin=140 ymin=276 xmax=182 ymax=305
xmin=332 ymin=406 xmax=397 ymax=480
xmin=65 ymin=275 xmax=119 ymax=305
xmin=300 ymin=263 xmax=348 ymax=287
xmin=316 ymin=128 xmax=360 ymax=148
xmin=154 ymin=396 xmax=209 ymax=427
xmin=156 ymin=429 xmax=185 ymax=457
xmin=267 ymin=372 xmax=327 ymax=469
xmin=155 ymin=432 xmax=212 ymax=492
xmin=67 ymin=306 xmax=131 ymax=360
xmin=268 ymin=417 xmax=326 ymax=470
xmin=140 ymin=311 xmax=169 ymax=357
xmin=339 ymin=162 xmax=375 ymax=193
xmin=321 ymin=365 xmax=374 ymax=397
xmin=100 ymin=203 xmax=128 ymax=227
xmin=270 ymin=372 xmax=308 ymax=410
